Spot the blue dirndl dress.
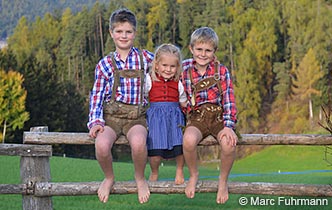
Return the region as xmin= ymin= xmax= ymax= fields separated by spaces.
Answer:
xmin=146 ymin=102 xmax=185 ymax=159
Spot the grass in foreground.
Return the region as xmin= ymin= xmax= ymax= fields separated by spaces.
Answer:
xmin=1 ymin=146 xmax=331 ymax=209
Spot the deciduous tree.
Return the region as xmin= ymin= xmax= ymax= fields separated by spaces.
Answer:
xmin=0 ymin=69 xmax=29 ymax=143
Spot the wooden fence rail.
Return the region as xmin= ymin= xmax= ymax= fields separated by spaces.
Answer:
xmin=1 ymin=128 xmax=332 ymax=210
xmin=2 ymin=180 xmax=332 ymax=197
xmin=23 ymin=132 xmax=332 ymax=145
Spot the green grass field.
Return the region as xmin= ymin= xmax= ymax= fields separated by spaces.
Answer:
xmin=1 ymin=145 xmax=331 ymax=210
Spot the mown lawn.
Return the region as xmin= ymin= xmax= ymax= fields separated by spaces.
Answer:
xmin=1 ymin=145 xmax=331 ymax=210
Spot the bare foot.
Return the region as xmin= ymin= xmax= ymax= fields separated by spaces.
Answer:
xmin=185 ymin=175 xmax=198 ymax=198
xmin=149 ymin=173 xmax=158 ymax=182
xmin=136 ymin=179 xmax=150 ymax=204
xmin=98 ymin=178 xmax=114 ymax=203
xmin=216 ymin=180 xmax=229 ymax=204
xmin=174 ymin=169 xmax=184 ymax=185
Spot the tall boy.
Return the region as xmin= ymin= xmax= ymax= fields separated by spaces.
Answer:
xmin=87 ymin=8 xmax=154 ymax=204
xmin=181 ymin=27 xmax=238 ymax=204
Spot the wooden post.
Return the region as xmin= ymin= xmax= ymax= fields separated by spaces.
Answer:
xmin=21 ymin=126 xmax=53 ymax=210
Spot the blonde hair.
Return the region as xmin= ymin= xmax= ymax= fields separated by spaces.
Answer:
xmin=150 ymin=43 xmax=182 ymax=81
xmin=190 ymin=27 xmax=219 ymax=51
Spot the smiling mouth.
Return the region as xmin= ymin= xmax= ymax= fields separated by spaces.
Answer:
xmin=197 ymin=56 xmax=208 ymax=60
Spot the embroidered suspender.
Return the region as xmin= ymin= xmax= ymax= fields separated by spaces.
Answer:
xmin=189 ymin=61 xmax=223 ymax=111
xmin=110 ymin=52 xmax=145 ymax=115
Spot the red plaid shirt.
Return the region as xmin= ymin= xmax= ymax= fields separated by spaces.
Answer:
xmin=181 ymin=58 xmax=237 ymax=129
xmin=87 ymin=47 xmax=154 ymax=129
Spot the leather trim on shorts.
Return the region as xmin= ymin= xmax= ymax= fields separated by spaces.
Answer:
xmin=103 ymin=103 xmax=147 ymax=137
xmin=186 ymin=103 xmax=224 ymax=139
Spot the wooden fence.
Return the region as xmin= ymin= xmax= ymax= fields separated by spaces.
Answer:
xmin=1 ymin=126 xmax=332 ymax=210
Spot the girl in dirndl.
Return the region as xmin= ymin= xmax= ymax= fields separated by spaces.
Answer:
xmin=145 ymin=43 xmax=187 ymax=184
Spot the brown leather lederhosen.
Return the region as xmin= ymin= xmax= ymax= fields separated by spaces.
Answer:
xmin=186 ymin=61 xmax=224 ymax=138
xmin=103 ymin=52 xmax=147 ymax=120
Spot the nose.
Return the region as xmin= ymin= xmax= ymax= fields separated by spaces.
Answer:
xmin=121 ymin=32 xmax=127 ymax=38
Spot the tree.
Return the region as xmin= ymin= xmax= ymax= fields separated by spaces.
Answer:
xmin=7 ymin=16 xmax=32 ymax=67
xmin=234 ymin=49 xmax=261 ymax=133
xmin=0 ymin=69 xmax=29 ymax=143
xmin=178 ymin=0 xmax=207 ymax=57
xmin=267 ymin=62 xmax=293 ymax=133
xmin=146 ymin=0 xmax=171 ymax=48
xmin=292 ymin=48 xmax=323 ymax=126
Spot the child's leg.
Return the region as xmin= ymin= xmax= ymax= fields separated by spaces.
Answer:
xmin=149 ymin=156 xmax=161 ymax=181
xmin=183 ymin=126 xmax=202 ymax=198
xmin=175 ymin=154 xmax=185 ymax=184
xmin=95 ymin=126 xmax=117 ymax=203
xmin=127 ymin=125 xmax=150 ymax=204
xmin=217 ymin=135 xmax=236 ymax=204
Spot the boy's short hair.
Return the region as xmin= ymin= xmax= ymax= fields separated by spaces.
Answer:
xmin=190 ymin=27 xmax=219 ymax=50
xmin=109 ymin=8 xmax=137 ymax=31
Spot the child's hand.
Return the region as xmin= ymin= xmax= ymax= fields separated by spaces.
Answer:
xmin=217 ymin=127 xmax=237 ymax=147
xmin=89 ymin=125 xmax=104 ymax=138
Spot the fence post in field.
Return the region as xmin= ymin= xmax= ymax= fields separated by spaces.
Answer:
xmin=21 ymin=126 xmax=52 ymax=210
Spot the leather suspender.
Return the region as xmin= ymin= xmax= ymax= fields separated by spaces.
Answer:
xmin=189 ymin=62 xmax=223 ymax=110
xmin=110 ymin=52 xmax=145 ymax=114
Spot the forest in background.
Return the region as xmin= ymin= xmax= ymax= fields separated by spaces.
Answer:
xmin=0 ymin=0 xmax=332 ymax=144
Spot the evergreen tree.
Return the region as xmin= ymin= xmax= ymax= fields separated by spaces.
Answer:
xmin=234 ymin=49 xmax=261 ymax=133
xmin=7 ymin=17 xmax=32 ymax=67
xmin=20 ymin=57 xmax=86 ymax=133
xmin=30 ymin=13 xmax=61 ymax=72
xmin=178 ymin=0 xmax=206 ymax=57
xmin=146 ymin=0 xmax=172 ymax=48
xmin=124 ymin=0 xmax=151 ymax=50
xmin=0 ymin=49 xmax=18 ymax=72
xmin=267 ymin=62 xmax=292 ymax=133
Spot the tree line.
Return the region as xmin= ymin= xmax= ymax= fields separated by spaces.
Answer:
xmin=1 ymin=0 xmax=331 ymax=143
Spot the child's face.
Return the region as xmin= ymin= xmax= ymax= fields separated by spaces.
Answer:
xmin=190 ymin=42 xmax=215 ymax=70
xmin=156 ymin=54 xmax=179 ymax=80
xmin=110 ymin=22 xmax=136 ymax=51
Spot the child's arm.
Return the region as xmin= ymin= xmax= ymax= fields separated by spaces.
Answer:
xmin=220 ymin=65 xmax=237 ymax=129
xmin=87 ymin=58 xmax=112 ymax=130
xmin=178 ymin=81 xmax=188 ymax=108
xmin=144 ymin=73 xmax=152 ymax=97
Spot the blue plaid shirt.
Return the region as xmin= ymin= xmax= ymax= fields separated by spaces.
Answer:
xmin=87 ymin=47 xmax=154 ymax=129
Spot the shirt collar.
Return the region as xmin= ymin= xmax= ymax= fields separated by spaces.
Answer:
xmin=113 ymin=47 xmax=137 ymax=61
xmin=192 ymin=60 xmax=214 ymax=74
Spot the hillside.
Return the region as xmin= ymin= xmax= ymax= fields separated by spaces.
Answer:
xmin=0 ymin=0 xmax=109 ymax=39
